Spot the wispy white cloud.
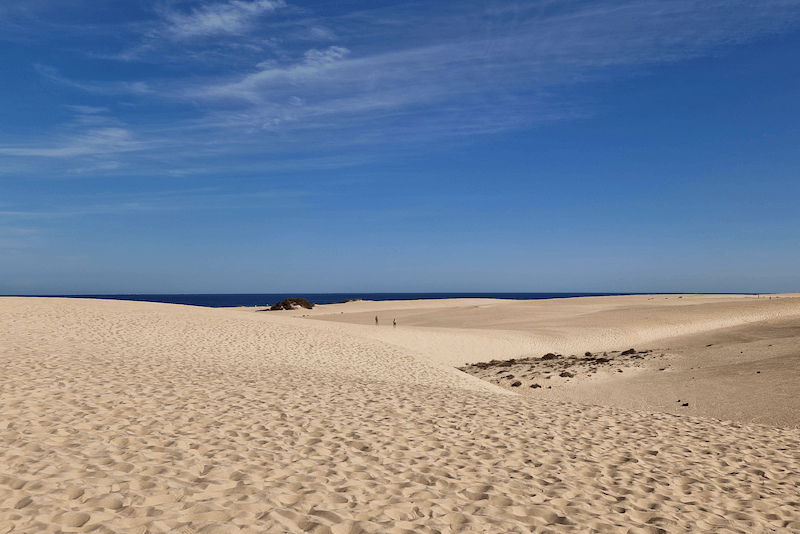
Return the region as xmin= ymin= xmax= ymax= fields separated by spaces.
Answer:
xmin=0 ymin=186 xmax=315 ymax=224
xmin=0 ymin=238 xmax=33 ymax=251
xmin=307 ymin=26 xmax=335 ymax=40
xmin=0 ymin=226 xmax=40 ymax=252
xmin=159 ymin=0 xmax=286 ymax=39
xmin=65 ymin=105 xmax=110 ymax=114
xmin=0 ymin=226 xmax=37 ymax=236
xmin=5 ymin=0 xmax=800 ymax=170
xmin=0 ymin=127 xmax=143 ymax=157
xmin=35 ymin=64 xmax=151 ymax=95
xmin=195 ymin=45 xmax=351 ymax=104
xmin=170 ymin=0 xmax=800 ymax=142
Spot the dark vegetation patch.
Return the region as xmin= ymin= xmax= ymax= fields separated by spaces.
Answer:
xmin=267 ymin=298 xmax=315 ymax=311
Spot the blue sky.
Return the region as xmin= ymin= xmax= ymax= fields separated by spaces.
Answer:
xmin=1 ymin=0 xmax=799 ymax=294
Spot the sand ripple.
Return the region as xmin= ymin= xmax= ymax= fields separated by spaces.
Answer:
xmin=1 ymin=298 xmax=799 ymax=533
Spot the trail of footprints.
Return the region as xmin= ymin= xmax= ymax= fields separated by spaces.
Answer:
xmin=1 ymin=300 xmax=799 ymax=533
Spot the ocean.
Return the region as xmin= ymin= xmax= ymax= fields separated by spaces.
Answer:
xmin=27 ymin=292 xmax=634 ymax=308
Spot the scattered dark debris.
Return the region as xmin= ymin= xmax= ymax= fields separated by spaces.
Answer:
xmin=706 ymin=344 xmax=713 ymax=347
xmin=458 ymin=347 xmax=669 ymax=389
xmin=473 ymin=359 xmax=510 ymax=370
xmin=682 ymin=403 xmax=689 ymax=407
xmin=757 ymin=371 xmax=761 ymax=374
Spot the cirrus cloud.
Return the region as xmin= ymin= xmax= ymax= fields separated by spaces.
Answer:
xmin=159 ymin=0 xmax=286 ymax=39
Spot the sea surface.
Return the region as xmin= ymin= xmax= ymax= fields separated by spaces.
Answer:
xmin=25 ymin=293 xmax=635 ymax=308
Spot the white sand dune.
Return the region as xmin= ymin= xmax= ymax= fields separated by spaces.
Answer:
xmin=303 ymin=294 xmax=800 ymax=366
xmin=300 ymin=294 xmax=800 ymax=427
xmin=2 ymin=296 xmax=800 ymax=534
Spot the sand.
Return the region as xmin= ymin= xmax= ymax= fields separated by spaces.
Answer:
xmin=1 ymin=295 xmax=800 ymax=533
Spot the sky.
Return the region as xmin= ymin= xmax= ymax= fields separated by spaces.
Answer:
xmin=1 ymin=0 xmax=799 ymax=294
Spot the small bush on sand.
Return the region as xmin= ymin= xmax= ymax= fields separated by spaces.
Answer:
xmin=269 ymin=298 xmax=314 ymax=311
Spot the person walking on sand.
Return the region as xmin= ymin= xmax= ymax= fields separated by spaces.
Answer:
xmin=393 ymin=319 xmax=396 ymax=329
xmin=375 ymin=315 xmax=379 ymax=326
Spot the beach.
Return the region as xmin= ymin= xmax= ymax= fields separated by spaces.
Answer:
xmin=2 ymin=295 xmax=800 ymax=533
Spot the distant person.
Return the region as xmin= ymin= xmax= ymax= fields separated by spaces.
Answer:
xmin=375 ymin=315 xmax=379 ymax=326
xmin=393 ymin=319 xmax=396 ymax=329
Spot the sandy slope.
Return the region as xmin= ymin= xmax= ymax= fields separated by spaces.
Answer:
xmin=303 ymin=294 xmax=800 ymax=366
xmin=1 ymin=296 xmax=800 ymax=534
xmin=305 ymin=294 xmax=800 ymax=427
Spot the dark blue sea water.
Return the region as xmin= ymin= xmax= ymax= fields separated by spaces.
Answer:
xmin=27 ymin=292 xmax=633 ymax=308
